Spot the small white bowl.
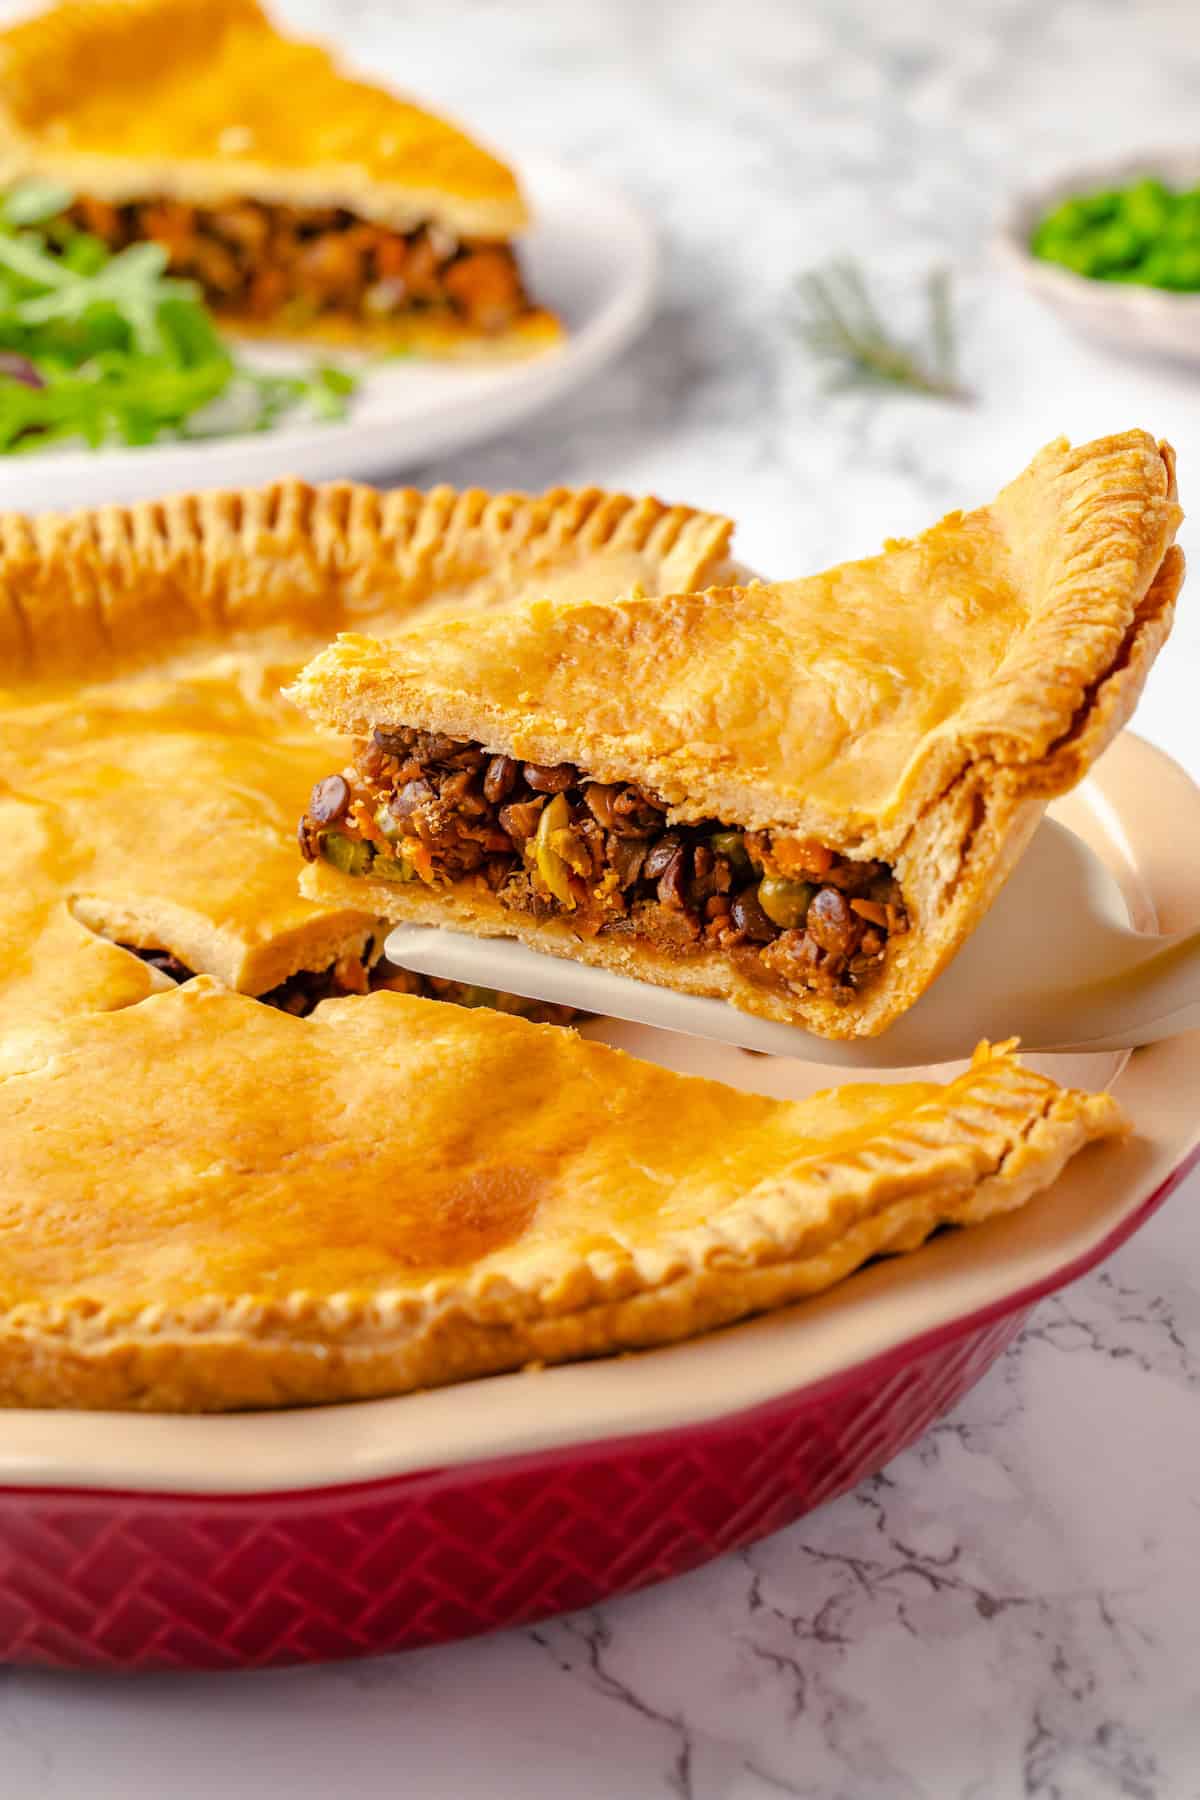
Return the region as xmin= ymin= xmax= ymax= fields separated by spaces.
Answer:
xmin=996 ymin=149 xmax=1200 ymax=363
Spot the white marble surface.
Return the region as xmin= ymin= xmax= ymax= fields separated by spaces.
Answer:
xmin=4 ymin=1 xmax=1200 ymax=1795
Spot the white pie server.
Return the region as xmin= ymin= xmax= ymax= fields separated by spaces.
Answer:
xmin=385 ymin=816 xmax=1200 ymax=1068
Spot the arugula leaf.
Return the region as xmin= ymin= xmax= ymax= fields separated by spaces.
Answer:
xmin=0 ymin=183 xmax=76 ymax=229
xmin=0 ymin=186 xmax=359 ymax=452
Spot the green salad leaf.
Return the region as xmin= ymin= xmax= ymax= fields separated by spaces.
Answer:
xmin=0 ymin=183 xmax=76 ymax=229
xmin=0 ymin=183 xmax=358 ymax=453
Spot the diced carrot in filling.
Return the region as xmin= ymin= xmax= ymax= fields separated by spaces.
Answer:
xmin=66 ymin=196 xmax=535 ymax=334
xmin=298 ymin=729 xmax=910 ymax=1004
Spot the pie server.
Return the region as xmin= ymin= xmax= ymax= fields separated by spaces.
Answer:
xmin=385 ymin=818 xmax=1200 ymax=1068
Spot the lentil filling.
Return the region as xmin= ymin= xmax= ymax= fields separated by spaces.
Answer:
xmin=123 ymin=941 xmax=576 ymax=1025
xmin=68 ymin=196 xmax=536 ymax=336
xmin=299 ymin=729 xmax=910 ymax=1004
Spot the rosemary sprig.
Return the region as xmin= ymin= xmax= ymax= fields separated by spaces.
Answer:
xmin=791 ymin=260 xmax=971 ymax=403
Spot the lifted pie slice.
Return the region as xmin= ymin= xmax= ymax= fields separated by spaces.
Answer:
xmin=291 ymin=431 xmax=1184 ymax=1040
xmin=0 ymin=980 xmax=1125 ymax=1410
xmin=0 ymin=0 xmax=558 ymax=355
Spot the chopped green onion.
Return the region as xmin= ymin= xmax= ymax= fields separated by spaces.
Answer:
xmin=1031 ymin=176 xmax=1200 ymax=290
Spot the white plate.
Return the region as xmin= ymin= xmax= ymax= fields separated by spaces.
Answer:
xmin=0 ymin=153 xmax=656 ymax=513
xmin=995 ymin=148 xmax=1200 ymax=363
xmin=1 ymin=733 xmax=1196 ymax=1496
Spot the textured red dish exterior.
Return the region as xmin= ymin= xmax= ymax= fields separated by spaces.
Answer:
xmin=0 ymin=1307 xmax=1026 ymax=1671
xmin=1 ymin=1146 xmax=1193 ymax=1673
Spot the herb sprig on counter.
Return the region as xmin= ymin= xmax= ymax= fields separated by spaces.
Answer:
xmin=0 ymin=182 xmax=357 ymax=453
xmin=791 ymin=260 xmax=971 ymax=403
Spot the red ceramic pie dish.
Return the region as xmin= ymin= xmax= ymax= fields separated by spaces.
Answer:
xmin=1 ymin=735 xmax=1196 ymax=1671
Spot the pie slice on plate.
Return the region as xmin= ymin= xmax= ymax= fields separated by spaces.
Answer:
xmin=292 ymin=430 xmax=1185 ymax=1039
xmin=0 ymin=979 xmax=1124 ymax=1410
xmin=0 ymin=0 xmax=558 ymax=355
xmin=0 ymin=478 xmax=733 ymax=1028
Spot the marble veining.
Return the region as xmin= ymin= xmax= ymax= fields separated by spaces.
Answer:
xmin=1 ymin=0 xmax=1199 ymax=1795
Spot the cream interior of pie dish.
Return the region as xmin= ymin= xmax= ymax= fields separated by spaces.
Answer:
xmin=1 ymin=734 xmax=1195 ymax=1493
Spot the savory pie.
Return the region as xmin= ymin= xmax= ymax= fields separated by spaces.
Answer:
xmin=0 ymin=0 xmax=559 ymax=355
xmin=293 ymin=431 xmax=1185 ymax=1040
xmin=0 ymin=983 xmax=1124 ymax=1411
xmin=0 ymin=460 xmax=1147 ymax=1413
xmin=0 ymin=478 xmax=734 ymax=1029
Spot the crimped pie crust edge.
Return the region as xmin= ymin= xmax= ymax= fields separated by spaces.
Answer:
xmin=0 ymin=1019 xmax=1125 ymax=1412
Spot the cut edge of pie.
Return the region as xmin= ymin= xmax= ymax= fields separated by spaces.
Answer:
xmin=0 ymin=0 xmax=560 ymax=355
xmin=0 ymin=980 xmax=1127 ymax=1411
xmin=290 ymin=430 xmax=1185 ymax=1040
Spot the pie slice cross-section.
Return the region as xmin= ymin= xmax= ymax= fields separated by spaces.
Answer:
xmin=0 ymin=0 xmax=559 ymax=355
xmin=291 ymin=430 xmax=1184 ymax=1040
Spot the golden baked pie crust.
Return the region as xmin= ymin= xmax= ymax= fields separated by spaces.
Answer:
xmin=0 ymin=460 xmax=1142 ymax=1415
xmin=293 ymin=430 xmax=1185 ymax=1038
xmin=0 ymin=479 xmax=735 ymax=1025
xmin=0 ymin=983 xmax=1125 ymax=1412
xmin=0 ymin=0 xmax=560 ymax=355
